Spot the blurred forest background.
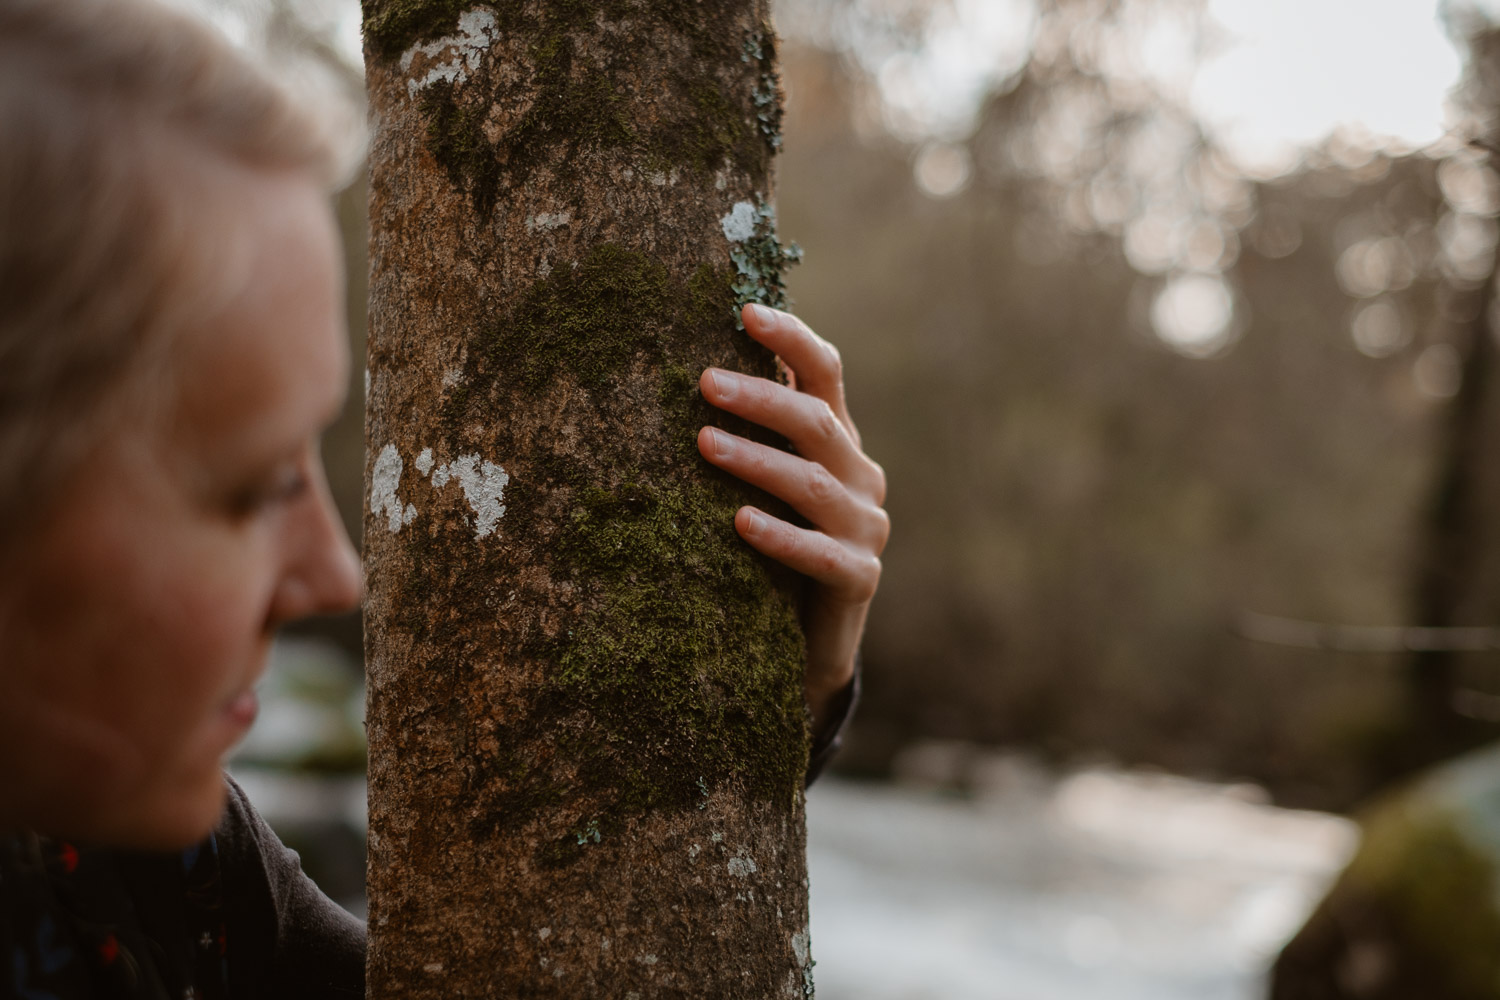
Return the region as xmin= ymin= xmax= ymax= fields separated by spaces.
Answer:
xmin=209 ymin=0 xmax=1500 ymax=814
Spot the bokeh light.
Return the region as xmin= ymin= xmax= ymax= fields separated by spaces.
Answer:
xmin=1150 ymin=272 xmax=1238 ymax=356
xmin=1193 ymin=0 xmax=1463 ymax=175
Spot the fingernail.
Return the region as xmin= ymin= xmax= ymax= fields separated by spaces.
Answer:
xmin=709 ymin=427 xmax=735 ymax=459
xmin=707 ymin=368 xmax=735 ymax=399
xmin=745 ymin=509 xmax=765 ymax=533
xmin=748 ymin=303 xmax=773 ymax=326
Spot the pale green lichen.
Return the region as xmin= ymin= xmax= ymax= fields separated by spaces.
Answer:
xmin=753 ymin=78 xmax=783 ymax=151
xmin=741 ymin=30 xmax=766 ymax=64
xmin=725 ymin=198 xmax=803 ymax=326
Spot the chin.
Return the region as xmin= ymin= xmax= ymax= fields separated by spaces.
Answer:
xmin=94 ymin=764 xmax=230 ymax=851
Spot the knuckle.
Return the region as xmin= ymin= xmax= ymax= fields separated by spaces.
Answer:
xmin=805 ymin=464 xmax=842 ymax=505
xmin=855 ymin=555 xmax=883 ymax=599
xmin=812 ymin=543 xmax=843 ymax=580
xmin=810 ymin=400 xmax=842 ymax=443
xmin=867 ymin=459 xmax=888 ymax=504
xmin=870 ymin=508 xmax=892 ymax=552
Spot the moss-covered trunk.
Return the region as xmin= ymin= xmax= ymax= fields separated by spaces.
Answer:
xmin=359 ymin=2 xmax=813 ymax=997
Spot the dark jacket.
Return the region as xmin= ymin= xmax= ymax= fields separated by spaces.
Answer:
xmin=2 ymin=675 xmax=856 ymax=999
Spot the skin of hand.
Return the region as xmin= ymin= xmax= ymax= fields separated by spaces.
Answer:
xmin=697 ymin=303 xmax=890 ymax=734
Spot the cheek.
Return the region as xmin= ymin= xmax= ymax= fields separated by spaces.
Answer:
xmin=14 ymin=516 xmax=278 ymax=762
xmin=117 ymin=532 xmax=280 ymax=737
xmin=0 ymin=511 xmax=280 ymax=841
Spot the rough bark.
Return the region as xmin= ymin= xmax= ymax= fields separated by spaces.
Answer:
xmin=359 ymin=2 xmax=813 ymax=997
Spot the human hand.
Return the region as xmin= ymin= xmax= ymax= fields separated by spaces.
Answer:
xmin=697 ymin=303 xmax=889 ymax=734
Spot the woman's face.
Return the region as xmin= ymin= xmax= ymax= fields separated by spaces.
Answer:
xmin=0 ymin=163 xmax=362 ymax=849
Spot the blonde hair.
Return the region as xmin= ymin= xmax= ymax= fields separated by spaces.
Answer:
xmin=0 ymin=0 xmax=343 ymax=546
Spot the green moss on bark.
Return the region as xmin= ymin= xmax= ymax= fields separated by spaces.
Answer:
xmin=361 ymin=0 xmax=476 ymax=60
xmin=455 ymin=247 xmax=756 ymax=414
xmin=507 ymin=32 xmax=637 ymax=161
xmin=645 ymin=78 xmax=761 ymax=177
xmin=546 ymin=475 xmax=807 ymax=823
xmin=364 ymin=0 xmax=782 ymax=211
xmin=427 ymin=242 xmax=806 ymax=863
xmin=480 ymin=244 xmax=671 ymax=393
xmin=418 ymin=80 xmax=501 ymax=217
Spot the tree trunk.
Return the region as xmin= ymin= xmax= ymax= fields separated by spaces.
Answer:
xmin=1403 ymin=260 xmax=1499 ymax=770
xmin=359 ymin=2 xmax=813 ymax=997
xmin=1397 ymin=154 xmax=1500 ymax=776
xmin=1392 ymin=24 xmax=1500 ymax=778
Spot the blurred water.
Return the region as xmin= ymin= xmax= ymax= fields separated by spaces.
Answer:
xmin=806 ymin=765 xmax=1356 ymax=1000
xmin=234 ymin=644 xmax=1355 ymax=998
xmin=233 ymin=763 xmax=1353 ymax=999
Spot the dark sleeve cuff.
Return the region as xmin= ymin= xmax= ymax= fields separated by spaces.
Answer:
xmin=805 ymin=654 xmax=861 ymax=787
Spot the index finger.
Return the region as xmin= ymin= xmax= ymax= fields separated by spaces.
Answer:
xmin=742 ymin=304 xmax=856 ymax=440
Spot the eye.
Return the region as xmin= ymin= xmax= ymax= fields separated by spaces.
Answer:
xmin=267 ymin=465 xmax=311 ymax=503
xmin=229 ymin=463 xmax=310 ymax=517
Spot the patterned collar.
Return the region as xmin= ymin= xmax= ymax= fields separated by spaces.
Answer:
xmin=1 ymin=832 xmax=229 ymax=1000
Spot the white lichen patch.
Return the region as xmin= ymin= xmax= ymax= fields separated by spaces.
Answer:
xmin=688 ymin=843 xmax=701 ymax=859
xmin=423 ymin=962 xmax=444 ymax=974
xmin=636 ymin=954 xmax=659 ymax=966
xmin=415 ymin=447 xmax=434 ymax=477
xmin=430 ymin=452 xmax=510 ymax=539
xmin=538 ymin=927 xmax=551 ymax=941
xmin=370 ymin=444 xmax=416 ymax=533
xmin=526 ymin=211 xmax=571 ymax=232
xmin=791 ymin=931 xmax=810 ymax=966
xmin=401 ymin=8 xmax=499 ymax=99
xmin=727 ymin=851 xmax=758 ymax=878
xmin=721 ymin=200 xmax=758 ymax=243
xmin=441 ymin=367 xmax=464 ymax=389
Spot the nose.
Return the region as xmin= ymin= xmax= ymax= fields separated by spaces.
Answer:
xmin=268 ymin=464 xmax=363 ymax=626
